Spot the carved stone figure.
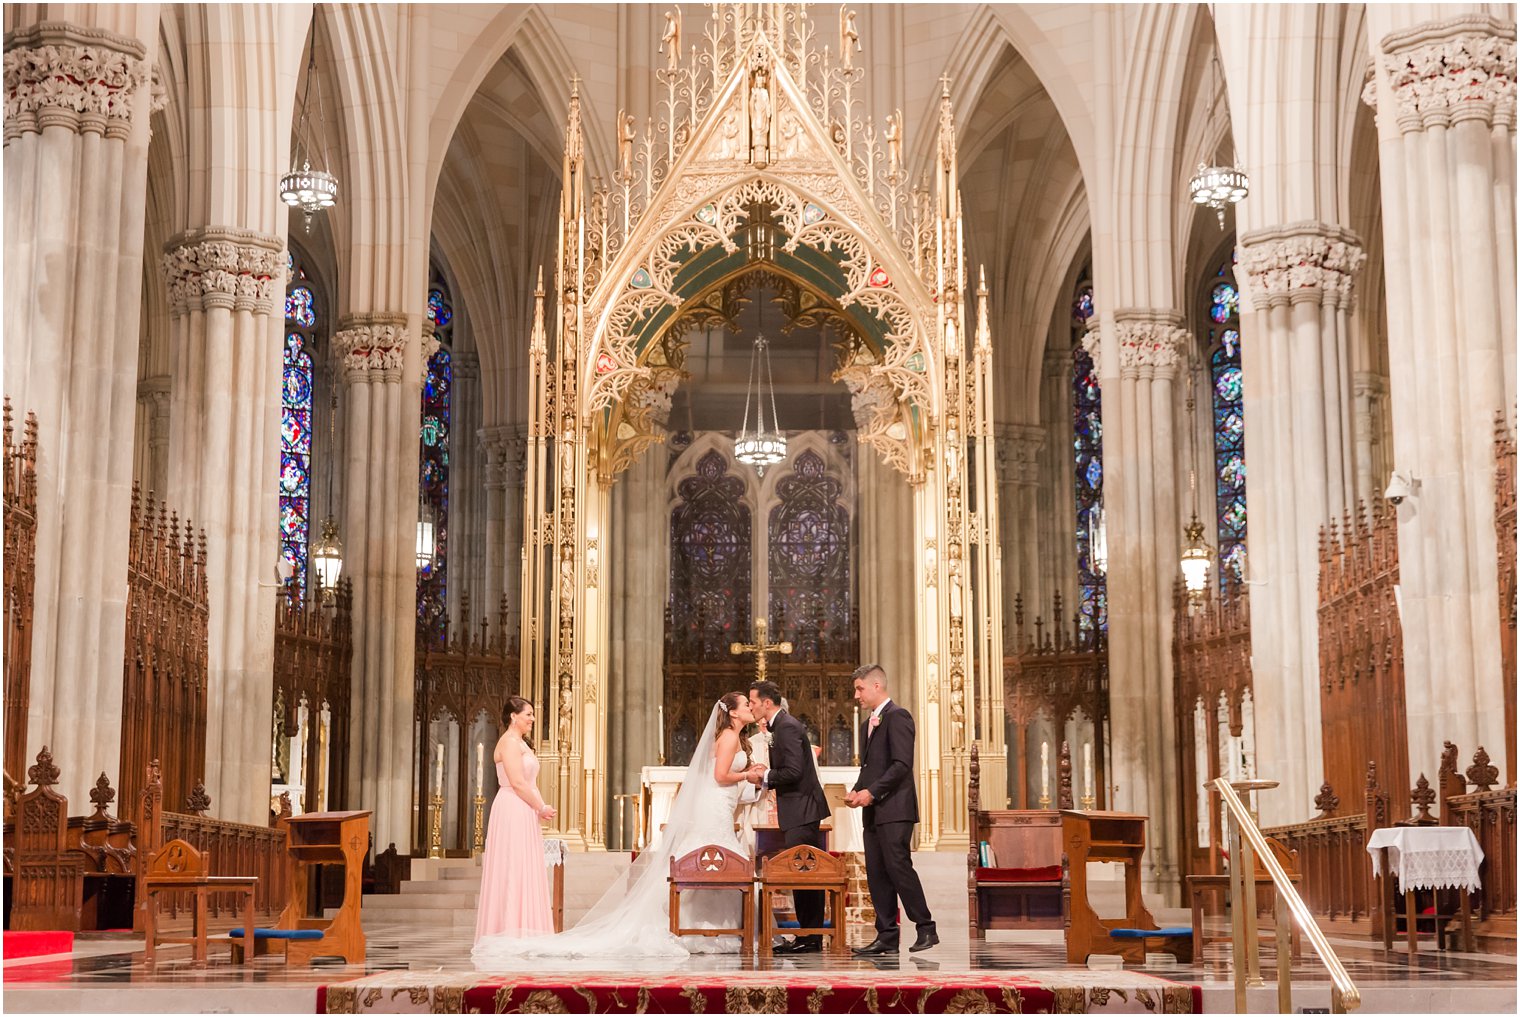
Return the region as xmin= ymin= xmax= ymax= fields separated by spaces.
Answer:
xmin=885 ymin=111 xmax=902 ymax=179
xmin=749 ymin=64 xmax=771 ymax=166
xmin=660 ymin=10 xmax=681 ymax=73
xmin=616 ymin=109 xmax=636 ymax=182
xmin=840 ymin=9 xmax=860 ymax=71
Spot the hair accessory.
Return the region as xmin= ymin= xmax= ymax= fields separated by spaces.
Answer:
xmin=717 ymin=699 xmax=730 ymax=714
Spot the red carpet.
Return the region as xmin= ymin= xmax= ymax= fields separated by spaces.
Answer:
xmin=317 ymin=970 xmax=1201 ymax=1013
xmin=3 ymin=930 xmax=74 ymax=961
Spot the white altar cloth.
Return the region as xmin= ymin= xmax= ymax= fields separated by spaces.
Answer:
xmin=1366 ymin=826 xmax=1484 ymax=892
xmin=640 ymin=764 xmax=864 ymax=852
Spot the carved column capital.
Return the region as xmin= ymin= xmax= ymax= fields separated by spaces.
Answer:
xmin=994 ymin=424 xmax=1045 ymax=487
xmin=452 ymin=350 xmax=479 ymax=382
xmin=1379 ymin=15 xmax=1517 ymax=130
xmin=479 ymin=424 xmax=527 ymax=490
xmin=334 ymin=314 xmax=410 ymax=383
xmin=161 ymin=227 xmax=284 ymax=316
xmin=1238 ymin=222 xmax=1367 ymax=312
xmin=420 ymin=321 xmax=440 ymax=364
xmin=3 ymin=22 xmax=147 ymax=141
xmin=1112 ymin=310 xmax=1188 ymax=380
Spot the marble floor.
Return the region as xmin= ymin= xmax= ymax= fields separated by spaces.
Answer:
xmin=3 ymin=918 xmax=1515 ymax=1014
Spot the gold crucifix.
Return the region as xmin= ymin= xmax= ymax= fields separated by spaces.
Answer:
xmin=729 ymin=617 xmax=792 ymax=683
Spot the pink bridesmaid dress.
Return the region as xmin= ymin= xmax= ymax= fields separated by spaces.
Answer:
xmin=474 ymin=744 xmax=555 ymax=942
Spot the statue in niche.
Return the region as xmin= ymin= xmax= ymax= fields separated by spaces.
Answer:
xmin=840 ymin=9 xmax=860 ymax=71
xmin=714 ymin=109 xmax=741 ymax=160
xmin=616 ymin=109 xmax=636 ymax=183
xmin=749 ymin=63 xmax=771 ymax=167
xmin=885 ymin=111 xmax=902 ymax=179
xmin=660 ymin=10 xmax=681 ymax=73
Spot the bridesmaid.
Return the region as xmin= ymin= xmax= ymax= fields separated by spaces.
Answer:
xmin=474 ymin=696 xmax=557 ymax=942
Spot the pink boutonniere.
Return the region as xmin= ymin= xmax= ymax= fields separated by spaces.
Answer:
xmin=869 ymin=714 xmax=881 ymax=731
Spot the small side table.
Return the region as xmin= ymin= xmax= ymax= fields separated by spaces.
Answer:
xmin=1366 ymin=826 xmax=1483 ymax=954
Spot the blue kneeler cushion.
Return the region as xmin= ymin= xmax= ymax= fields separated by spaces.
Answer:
xmin=1108 ymin=927 xmax=1192 ymax=939
xmin=228 ymin=928 xmax=325 ymax=941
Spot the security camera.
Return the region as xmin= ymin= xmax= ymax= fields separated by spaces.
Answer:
xmin=1384 ymin=470 xmax=1419 ymax=506
xmin=276 ymin=558 xmax=295 ymax=582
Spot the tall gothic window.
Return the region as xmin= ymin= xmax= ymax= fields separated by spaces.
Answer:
xmin=1071 ymin=279 xmax=1105 ymax=632
xmin=668 ymin=450 xmax=752 ymax=662
xmin=281 ymin=250 xmax=317 ymax=593
xmin=418 ymin=273 xmax=453 ymax=639
xmin=768 ymin=449 xmax=851 ymax=662
xmin=1206 ymin=258 xmax=1247 ymax=582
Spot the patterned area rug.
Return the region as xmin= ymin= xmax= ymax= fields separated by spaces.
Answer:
xmin=317 ymin=969 xmax=1201 ymax=1014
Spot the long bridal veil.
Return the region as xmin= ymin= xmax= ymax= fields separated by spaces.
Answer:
xmin=472 ymin=703 xmax=727 ymax=964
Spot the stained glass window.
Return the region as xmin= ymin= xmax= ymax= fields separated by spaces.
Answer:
xmin=280 ymin=251 xmax=317 ymax=593
xmin=668 ymin=450 xmax=752 ymax=662
xmin=1071 ymin=280 xmax=1106 ymax=632
xmin=768 ymin=450 xmax=852 ymax=663
xmin=1208 ymin=259 xmax=1247 ymax=582
xmin=418 ymin=272 xmax=453 ymax=641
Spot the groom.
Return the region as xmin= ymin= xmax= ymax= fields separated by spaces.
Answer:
xmin=845 ymin=663 xmax=938 ymax=953
xmin=746 ymin=680 xmax=830 ymax=953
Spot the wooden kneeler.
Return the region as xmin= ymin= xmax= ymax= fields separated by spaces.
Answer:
xmin=668 ymin=844 xmax=755 ymax=955
xmin=760 ymin=845 xmax=848 ymax=956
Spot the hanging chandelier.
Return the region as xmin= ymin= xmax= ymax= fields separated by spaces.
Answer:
xmin=1189 ymin=55 xmax=1248 ymax=230
xmin=1190 ymin=164 xmax=1249 ymax=230
xmin=416 ymin=499 xmax=437 ymax=571
xmin=1089 ymin=501 xmax=1108 ymax=578
xmin=281 ymin=43 xmax=338 ymax=232
xmin=735 ymin=334 xmax=787 ymax=475
xmin=311 ymin=391 xmax=343 ymax=605
xmin=1180 ymin=514 xmax=1214 ymax=604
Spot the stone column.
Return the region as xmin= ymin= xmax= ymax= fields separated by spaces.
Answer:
xmin=606 ymin=440 xmax=668 ymax=844
xmin=857 ymin=450 xmax=916 ymax=724
xmin=1353 ymin=372 xmax=1390 ymax=505
xmin=1084 ymin=311 xmax=1185 ymax=896
xmin=994 ymin=424 xmax=1046 ymax=622
xmin=1234 ymin=224 xmax=1365 ymax=824
xmin=135 ymin=375 xmax=171 ymax=494
xmin=160 ymin=227 xmax=285 ymax=823
xmin=479 ymin=425 xmax=528 ymax=636
xmin=4 ymin=16 xmax=156 ymax=806
xmin=336 ymin=315 xmax=420 ymax=849
xmin=1366 ymin=11 xmax=1516 ymax=778
xmin=447 ymin=350 xmax=479 ymax=626
xmin=1039 ymin=347 xmax=1078 ymax=615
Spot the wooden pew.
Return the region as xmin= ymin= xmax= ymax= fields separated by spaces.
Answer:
xmin=7 ymin=748 xmax=84 ymax=931
xmin=967 ymin=744 xmax=1069 ymax=938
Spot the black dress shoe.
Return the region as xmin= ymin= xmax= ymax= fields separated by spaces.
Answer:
xmin=852 ymin=938 xmax=896 ymax=956
xmin=788 ymin=936 xmax=823 ymax=953
xmin=908 ymin=930 xmax=939 ymax=953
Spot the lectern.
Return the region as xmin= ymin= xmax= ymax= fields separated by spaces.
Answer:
xmin=1061 ymin=810 xmax=1157 ymax=963
xmin=278 ymin=810 xmax=370 ymax=964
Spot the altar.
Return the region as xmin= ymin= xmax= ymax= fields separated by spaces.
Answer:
xmin=640 ymin=764 xmax=864 ymax=853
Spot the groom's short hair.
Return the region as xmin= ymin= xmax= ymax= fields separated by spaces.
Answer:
xmin=852 ymin=663 xmax=887 ymax=688
xmin=750 ymin=680 xmax=784 ymax=706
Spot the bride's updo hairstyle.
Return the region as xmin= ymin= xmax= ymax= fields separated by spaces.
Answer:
xmin=717 ymin=692 xmax=753 ymax=760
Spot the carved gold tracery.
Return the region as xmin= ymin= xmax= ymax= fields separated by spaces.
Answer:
xmin=523 ymin=3 xmax=1005 ymax=850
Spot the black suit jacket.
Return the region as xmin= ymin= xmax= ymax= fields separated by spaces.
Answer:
xmin=765 ymin=710 xmax=830 ymax=830
xmin=853 ymin=700 xmax=919 ymax=826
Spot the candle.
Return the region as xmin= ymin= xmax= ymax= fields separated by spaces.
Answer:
xmin=852 ymin=707 xmax=860 ymax=759
xmin=434 ymin=743 xmax=444 ymax=795
xmin=658 ymin=706 xmax=665 ymax=761
xmin=1084 ymin=742 xmax=1094 ymax=803
xmin=1040 ymin=741 xmax=1049 ymax=797
xmin=475 ymin=743 xmax=484 ymax=791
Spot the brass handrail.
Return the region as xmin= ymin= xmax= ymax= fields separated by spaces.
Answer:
xmin=1209 ymin=778 xmax=1361 ymax=1014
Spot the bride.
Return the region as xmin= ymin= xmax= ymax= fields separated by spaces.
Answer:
xmin=473 ymin=691 xmax=758 ymax=963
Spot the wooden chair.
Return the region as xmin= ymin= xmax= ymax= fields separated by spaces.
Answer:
xmin=8 ymin=748 xmax=85 ymax=932
xmin=759 ymin=844 xmax=848 ymax=956
xmin=1187 ymin=835 xmax=1302 ymax=963
xmin=142 ymin=838 xmax=256 ymax=966
xmin=967 ymin=745 xmax=1069 ymax=938
xmin=668 ymin=843 xmax=755 ymax=954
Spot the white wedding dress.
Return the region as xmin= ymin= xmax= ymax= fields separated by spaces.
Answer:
xmin=472 ymin=704 xmax=747 ymax=965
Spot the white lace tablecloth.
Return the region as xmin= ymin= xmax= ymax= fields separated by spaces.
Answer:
xmin=1366 ymin=826 xmax=1484 ymax=892
xmin=543 ymin=837 xmax=566 ymax=868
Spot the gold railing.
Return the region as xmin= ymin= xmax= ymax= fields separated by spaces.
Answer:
xmin=1211 ymin=778 xmax=1361 ymax=1014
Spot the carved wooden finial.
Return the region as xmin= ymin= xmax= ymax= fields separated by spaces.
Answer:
xmin=1466 ymin=746 xmax=1499 ymax=792
xmin=1440 ymin=741 xmax=1460 ymax=780
xmin=88 ymin=772 xmax=116 ymax=819
xmin=277 ymin=790 xmax=293 ymax=820
xmin=27 ymin=746 xmax=60 ymax=788
xmin=1313 ymin=781 xmax=1340 ymax=818
xmin=185 ymin=779 xmax=212 ymax=816
xmin=1365 ymin=760 xmax=1379 ymax=791
xmin=145 ymin=758 xmax=162 ymax=789
xmin=1058 ymin=740 xmax=1074 ymax=810
xmin=1410 ymin=773 xmax=1436 ymax=823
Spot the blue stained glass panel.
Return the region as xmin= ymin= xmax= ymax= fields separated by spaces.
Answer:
xmin=285 ymin=287 xmax=315 ymax=327
xmin=1085 ymin=456 xmax=1103 ymax=489
xmin=1210 ymin=282 xmax=1239 ymax=324
xmin=1214 ymin=364 xmax=1243 ymax=403
xmin=1209 ymin=260 xmax=1247 ymax=587
xmin=427 ymin=288 xmax=453 ymax=329
xmin=1072 ymin=324 xmax=1106 ymax=633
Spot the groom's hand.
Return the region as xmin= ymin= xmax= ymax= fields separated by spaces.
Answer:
xmin=847 ymin=789 xmax=873 ymax=807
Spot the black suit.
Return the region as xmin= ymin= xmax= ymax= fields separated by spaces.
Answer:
xmin=854 ymin=700 xmax=934 ymax=944
xmin=764 ymin=709 xmax=830 ymax=932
